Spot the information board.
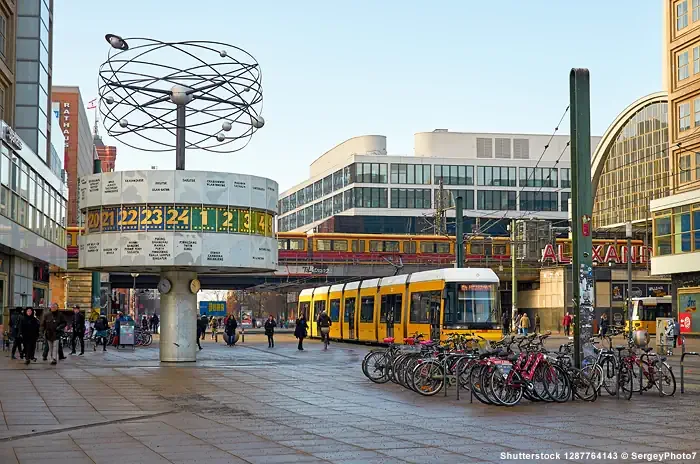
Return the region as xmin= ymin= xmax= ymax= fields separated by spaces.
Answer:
xmin=119 ymin=320 xmax=135 ymax=348
xmin=199 ymin=301 xmax=227 ymax=317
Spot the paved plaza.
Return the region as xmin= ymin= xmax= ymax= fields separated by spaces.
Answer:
xmin=1 ymin=334 xmax=699 ymax=464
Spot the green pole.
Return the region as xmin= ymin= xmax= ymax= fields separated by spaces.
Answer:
xmin=455 ymin=195 xmax=464 ymax=268
xmin=91 ymin=158 xmax=102 ymax=314
xmin=570 ymin=68 xmax=594 ymax=369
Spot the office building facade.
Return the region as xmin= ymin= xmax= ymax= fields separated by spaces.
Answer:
xmin=278 ymin=131 xmax=601 ymax=236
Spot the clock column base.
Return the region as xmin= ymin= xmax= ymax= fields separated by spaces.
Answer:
xmin=159 ymin=270 xmax=198 ymax=362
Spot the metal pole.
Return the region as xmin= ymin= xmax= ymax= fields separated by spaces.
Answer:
xmin=91 ymin=159 xmax=102 ymax=315
xmin=511 ymin=220 xmax=517 ymax=334
xmin=570 ymin=68 xmax=594 ymax=369
xmin=455 ymin=196 xmax=464 ymax=268
xmin=176 ymin=104 xmax=186 ymax=170
xmin=626 ymin=222 xmax=633 ymax=344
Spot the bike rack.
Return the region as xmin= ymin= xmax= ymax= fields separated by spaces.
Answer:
xmin=680 ymin=339 xmax=699 ymax=394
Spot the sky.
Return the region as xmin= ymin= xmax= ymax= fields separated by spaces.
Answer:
xmin=52 ymin=1 xmax=663 ymax=192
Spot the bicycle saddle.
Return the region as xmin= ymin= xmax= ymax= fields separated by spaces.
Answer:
xmin=383 ymin=337 xmax=395 ymax=344
xmin=642 ymin=347 xmax=654 ymax=353
xmin=615 ymin=345 xmax=626 ymax=351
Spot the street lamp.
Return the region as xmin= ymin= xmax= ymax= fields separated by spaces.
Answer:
xmin=626 ymin=222 xmax=633 ymax=342
xmin=131 ymin=272 xmax=139 ymax=319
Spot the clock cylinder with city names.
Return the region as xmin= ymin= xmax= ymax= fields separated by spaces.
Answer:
xmin=77 ymin=170 xmax=279 ymax=274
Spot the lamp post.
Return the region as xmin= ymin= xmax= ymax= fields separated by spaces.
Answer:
xmin=626 ymin=222 xmax=633 ymax=342
xmin=130 ymin=272 xmax=139 ymax=319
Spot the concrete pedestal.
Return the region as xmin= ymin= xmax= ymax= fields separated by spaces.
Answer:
xmin=159 ymin=270 xmax=198 ymax=362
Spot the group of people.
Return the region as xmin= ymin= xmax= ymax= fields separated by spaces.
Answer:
xmin=8 ymin=304 xmax=94 ymax=366
xmin=139 ymin=314 xmax=159 ymax=334
xmin=196 ymin=314 xmax=240 ymax=349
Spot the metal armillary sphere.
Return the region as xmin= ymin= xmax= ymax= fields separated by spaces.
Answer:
xmin=98 ymin=34 xmax=264 ymax=169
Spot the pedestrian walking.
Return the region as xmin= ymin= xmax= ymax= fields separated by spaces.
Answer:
xmin=264 ymin=315 xmax=276 ymax=348
xmin=599 ymin=313 xmax=610 ymax=337
xmin=295 ymin=315 xmax=308 ymax=350
xmin=151 ymin=313 xmax=159 ymax=334
xmin=514 ymin=312 xmax=522 ymax=335
xmin=41 ymin=304 xmax=65 ymax=365
xmin=225 ymin=315 xmax=238 ymax=346
xmin=535 ymin=313 xmax=541 ymax=334
xmin=20 ymin=307 xmax=39 ymax=366
xmin=93 ymin=315 xmax=109 ymax=351
xmin=196 ymin=315 xmax=207 ymax=350
xmin=673 ymin=318 xmax=681 ymax=348
xmin=562 ymin=312 xmax=572 ymax=337
xmin=210 ymin=317 xmax=219 ymax=342
xmin=520 ymin=313 xmax=531 ymax=336
xmin=252 ymin=317 xmax=257 ymax=329
xmin=10 ymin=307 xmax=24 ymax=360
xmin=501 ymin=311 xmax=510 ymax=336
xmin=70 ymin=304 xmax=86 ymax=355
xmin=317 ymin=310 xmax=331 ymax=349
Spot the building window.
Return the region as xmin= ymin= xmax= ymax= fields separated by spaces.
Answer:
xmin=354 ymin=187 xmax=388 ymax=208
xmin=354 ymin=163 xmax=388 ymax=184
xmin=519 ymin=167 xmax=558 ymax=187
xmin=679 ymin=51 xmax=690 ymax=81
xmin=519 ymin=191 xmax=558 ymax=212
xmin=438 ymin=189 xmax=474 ymax=210
xmin=322 ymin=175 xmax=332 ymax=196
xmin=680 ymin=153 xmax=692 ymax=183
xmin=680 ymin=102 xmax=691 ymax=131
xmin=561 ymin=192 xmax=570 ymax=212
xmin=0 ymin=87 xmax=4 ymax=121
xmin=477 ymin=166 xmax=517 ymax=187
xmin=694 ymin=46 xmax=700 ymax=75
xmin=679 ymin=0 xmax=689 ymax=30
xmin=332 ymin=169 xmax=343 ymax=191
xmin=477 ymin=190 xmax=517 ymax=210
xmin=434 ymin=165 xmax=474 ymax=185
xmin=390 ymin=164 xmax=431 ymax=184
xmin=390 ymin=188 xmax=431 ymax=209
xmin=0 ymin=15 xmax=5 ymax=59
xmin=560 ymin=168 xmax=571 ymax=188
xmin=694 ymin=0 xmax=700 ymax=22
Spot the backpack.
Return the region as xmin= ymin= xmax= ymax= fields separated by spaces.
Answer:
xmin=95 ymin=319 xmax=106 ymax=331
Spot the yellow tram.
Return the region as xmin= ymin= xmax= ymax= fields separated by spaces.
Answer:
xmin=628 ymin=296 xmax=673 ymax=335
xmin=297 ymin=268 xmax=503 ymax=343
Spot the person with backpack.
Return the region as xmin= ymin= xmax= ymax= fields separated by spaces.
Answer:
xmin=93 ymin=315 xmax=109 ymax=351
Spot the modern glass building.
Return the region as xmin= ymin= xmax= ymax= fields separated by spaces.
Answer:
xmin=278 ymin=131 xmax=601 ymax=235
xmin=591 ymin=92 xmax=670 ymax=230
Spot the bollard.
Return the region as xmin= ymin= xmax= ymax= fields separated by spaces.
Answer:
xmin=240 ymin=328 xmax=245 ymax=343
xmin=681 ymin=350 xmax=700 ymax=394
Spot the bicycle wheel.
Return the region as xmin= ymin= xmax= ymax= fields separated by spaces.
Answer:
xmin=600 ymin=358 xmax=618 ymax=396
xmin=365 ymin=351 xmax=390 ymax=383
xmin=531 ymin=363 xmax=551 ymax=402
xmin=572 ymin=366 xmax=598 ymax=402
xmin=488 ymin=366 xmax=523 ymax=406
xmin=469 ymin=364 xmax=493 ymax=405
xmin=653 ymin=361 xmax=676 ymax=397
xmin=412 ymin=360 xmax=444 ymax=396
xmin=618 ymin=364 xmax=634 ymax=400
xmin=543 ymin=364 xmax=571 ymax=403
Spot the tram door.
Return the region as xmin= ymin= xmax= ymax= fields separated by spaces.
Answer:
xmin=345 ymin=298 xmax=356 ymax=340
xmin=429 ymin=300 xmax=441 ymax=341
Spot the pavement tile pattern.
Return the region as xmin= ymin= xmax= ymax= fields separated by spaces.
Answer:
xmin=0 ymin=334 xmax=699 ymax=464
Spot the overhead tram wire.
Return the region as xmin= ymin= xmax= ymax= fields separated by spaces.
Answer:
xmin=468 ymin=105 xmax=571 ymax=238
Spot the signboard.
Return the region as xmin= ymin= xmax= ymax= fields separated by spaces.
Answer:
xmin=680 ymin=312 xmax=693 ymax=333
xmin=656 ymin=317 xmax=674 ymax=348
xmin=119 ymin=320 xmax=135 ymax=347
xmin=83 ymin=205 xmax=272 ymax=237
xmin=199 ymin=301 xmax=227 ymax=317
xmin=541 ymin=243 xmax=651 ymax=265
xmin=612 ymin=283 xmax=625 ymax=302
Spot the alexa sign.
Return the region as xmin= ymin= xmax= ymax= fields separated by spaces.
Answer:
xmin=3 ymin=125 xmax=23 ymax=151
xmin=541 ymin=243 xmax=652 ymax=264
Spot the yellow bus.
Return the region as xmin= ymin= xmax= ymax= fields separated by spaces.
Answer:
xmin=629 ymin=296 xmax=672 ymax=334
xmin=299 ymin=267 xmax=502 ymax=344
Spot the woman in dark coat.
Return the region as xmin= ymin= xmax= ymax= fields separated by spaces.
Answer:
xmin=224 ymin=315 xmax=238 ymax=346
xmin=19 ymin=307 xmax=40 ymax=365
xmin=264 ymin=315 xmax=276 ymax=348
xmin=294 ymin=315 xmax=308 ymax=351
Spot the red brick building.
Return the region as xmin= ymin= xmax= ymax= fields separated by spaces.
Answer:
xmin=94 ymin=133 xmax=117 ymax=172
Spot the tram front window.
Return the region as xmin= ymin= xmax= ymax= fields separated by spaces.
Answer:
xmin=444 ymin=283 xmax=498 ymax=328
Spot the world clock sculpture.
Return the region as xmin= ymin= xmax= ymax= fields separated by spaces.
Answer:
xmin=78 ymin=35 xmax=277 ymax=362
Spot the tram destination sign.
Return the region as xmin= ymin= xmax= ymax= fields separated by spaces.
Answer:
xmin=541 ymin=243 xmax=651 ymax=265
